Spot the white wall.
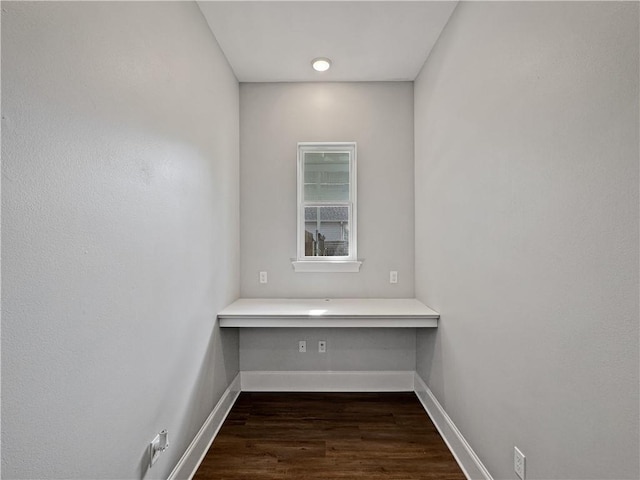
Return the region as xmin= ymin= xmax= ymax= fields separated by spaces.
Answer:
xmin=414 ymin=2 xmax=639 ymax=479
xmin=1 ymin=3 xmax=239 ymax=479
xmin=239 ymin=82 xmax=415 ymax=372
xmin=240 ymin=328 xmax=416 ymax=372
xmin=240 ymin=82 xmax=415 ymax=298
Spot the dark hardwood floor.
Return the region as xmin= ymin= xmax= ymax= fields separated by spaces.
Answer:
xmin=193 ymin=392 xmax=466 ymax=480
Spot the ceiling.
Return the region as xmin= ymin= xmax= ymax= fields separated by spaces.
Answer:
xmin=197 ymin=1 xmax=458 ymax=83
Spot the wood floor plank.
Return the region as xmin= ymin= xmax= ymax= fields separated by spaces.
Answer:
xmin=193 ymin=392 xmax=465 ymax=480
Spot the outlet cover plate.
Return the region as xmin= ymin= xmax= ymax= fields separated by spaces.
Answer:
xmin=514 ymin=446 xmax=525 ymax=479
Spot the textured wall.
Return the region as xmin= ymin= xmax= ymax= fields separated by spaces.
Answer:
xmin=1 ymin=2 xmax=239 ymax=479
xmin=240 ymin=328 xmax=416 ymax=372
xmin=240 ymin=82 xmax=415 ymax=298
xmin=414 ymin=2 xmax=639 ymax=479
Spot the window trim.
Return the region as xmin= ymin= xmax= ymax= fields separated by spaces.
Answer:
xmin=293 ymin=142 xmax=361 ymax=273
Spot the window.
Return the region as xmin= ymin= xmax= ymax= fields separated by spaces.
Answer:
xmin=293 ymin=142 xmax=361 ymax=273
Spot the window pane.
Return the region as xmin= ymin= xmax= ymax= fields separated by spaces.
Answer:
xmin=304 ymin=152 xmax=350 ymax=202
xmin=304 ymin=206 xmax=349 ymax=257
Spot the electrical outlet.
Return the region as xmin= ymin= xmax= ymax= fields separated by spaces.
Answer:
xmin=318 ymin=340 xmax=326 ymax=353
xmin=298 ymin=340 xmax=306 ymax=353
xmin=149 ymin=430 xmax=169 ymax=468
xmin=514 ymin=446 xmax=525 ymax=480
xmin=390 ymin=271 xmax=398 ymax=284
xmin=259 ymin=271 xmax=267 ymax=284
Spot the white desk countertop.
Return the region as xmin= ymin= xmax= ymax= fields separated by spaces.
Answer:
xmin=217 ymin=298 xmax=439 ymax=328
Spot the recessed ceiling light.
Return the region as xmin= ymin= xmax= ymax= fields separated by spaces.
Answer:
xmin=312 ymin=57 xmax=331 ymax=72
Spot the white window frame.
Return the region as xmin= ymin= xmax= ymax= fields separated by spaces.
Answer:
xmin=292 ymin=142 xmax=361 ymax=273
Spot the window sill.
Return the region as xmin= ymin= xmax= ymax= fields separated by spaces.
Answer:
xmin=292 ymin=260 xmax=362 ymax=273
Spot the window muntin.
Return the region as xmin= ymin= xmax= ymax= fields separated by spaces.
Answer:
xmin=297 ymin=143 xmax=357 ymax=263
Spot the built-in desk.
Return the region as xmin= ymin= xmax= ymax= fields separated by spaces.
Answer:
xmin=217 ymin=298 xmax=439 ymax=328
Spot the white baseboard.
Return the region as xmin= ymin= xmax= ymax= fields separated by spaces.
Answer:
xmin=167 ymin=374 xmax=241 ymax=480
xmin=413 ymin=372 xmax=493 ymax=480
xmin=240 ymin=370 xmax=415 ymax=392
xmin=169 ymin=371 xmax=491 ymax=480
